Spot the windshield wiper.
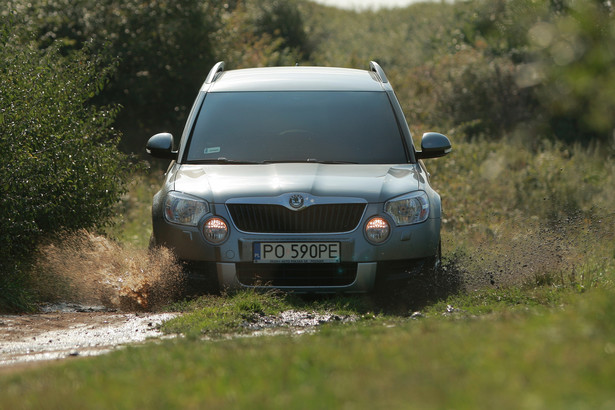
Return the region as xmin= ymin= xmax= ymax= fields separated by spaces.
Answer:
xmin=190 ymin=158 xmax=263 ymax=164
xmin=263 ymin=159 xmax=357 ymax=164
xmin=190 ymin=158 xmax=358 ymax=165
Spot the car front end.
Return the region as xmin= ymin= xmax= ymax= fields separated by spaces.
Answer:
xmin=147 ymin=61 xmax=451 ymax=293
xmin=152 ymin=162 xmax=442 ymax=292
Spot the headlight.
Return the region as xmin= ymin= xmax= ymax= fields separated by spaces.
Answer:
xmin=385 ymin=191 xmax=430 ymax=225
xmin=164 ymin=191 xmax=209 ymax=226
xmin=365 ymin=216 xmax=390 ymax=244
xmin=203 ymin=217 xmax=229 ymax=244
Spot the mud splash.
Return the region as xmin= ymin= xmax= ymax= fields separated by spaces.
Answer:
xmin=31 ymin=231 xmax=184 ymax=312
xmin=443 ymin=211 xmax=615 ymax=292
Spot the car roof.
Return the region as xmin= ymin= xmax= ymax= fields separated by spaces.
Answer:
xmin=204 ymin=66 xmax=387 ymax=92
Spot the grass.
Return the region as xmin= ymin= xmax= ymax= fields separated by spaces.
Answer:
xmin=159 ymin=289 xmax=385 ymax=338
xmin=160 ymin=290 xmax=296 ymax=337
xmin=4 ymin=229 xmax=614 ymax=408
xmin=104 ymin=170 xmax=164 ymax=249
xmin=1 ymin=275 xmax=614 ymax=409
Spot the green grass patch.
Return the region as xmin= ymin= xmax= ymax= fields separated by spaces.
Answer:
xmin=161 ymin=290 xmax=295 ymax=337
xmin=2 ymin=281 xmax=614 ymax=409
xmin=105 ymin=171 xmax=163 ymax=249
xmin=160 ymin=290 xmax=384 ymax=337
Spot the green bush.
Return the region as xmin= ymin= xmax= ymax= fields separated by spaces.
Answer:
xmin=251 ymin=0 xmax=313 ymax=60
xmin=399 ymin=49 xmax=536 ymax=138
xmin=0 ymin=18 xmax=132 ymax=311
xmin=427 ymin=135 xmax=615 ymax=242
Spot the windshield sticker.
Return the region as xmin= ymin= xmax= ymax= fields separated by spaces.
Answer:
xmin=204 ymin=147 xmax=221 ymax=154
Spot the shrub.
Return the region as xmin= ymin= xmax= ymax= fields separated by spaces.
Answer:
xmin=400 ymin=49 xmax=536 ymax=138
xmin=533 ymin=0 xmax=615 ymax=145
xmin=250 ymin=0 xmax=312 ymax=60
xmin=0 ymin=18 xmax=132 ymax=311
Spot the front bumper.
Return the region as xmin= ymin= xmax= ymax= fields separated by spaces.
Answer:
xmin=153 ymin=201 xmax=441 ymax=293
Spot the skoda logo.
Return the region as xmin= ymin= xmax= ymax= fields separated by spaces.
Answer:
xmin=289 ymin=194 xmax=304 ymax=209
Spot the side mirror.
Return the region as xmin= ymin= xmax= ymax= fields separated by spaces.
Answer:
xmin=146 ymin=133 xmax=178 ymax=160
xmin=416 ymin=132 xmax=451 ymax=159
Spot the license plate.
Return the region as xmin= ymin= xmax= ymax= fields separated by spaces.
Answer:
xmin=253 ymin=242 xmax=340 ymax=263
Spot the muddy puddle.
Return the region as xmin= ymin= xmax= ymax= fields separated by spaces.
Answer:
xmin=0 ymin=304 xmax=177 ymax=368
xmin=0 ymin=306 xmax=356 ymax=368
xmin=235 ymin=309 xmax=357 ymax=337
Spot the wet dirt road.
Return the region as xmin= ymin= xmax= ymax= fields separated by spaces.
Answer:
xmin=0 ymin=305 xmax=177 ymax=368
xmin=0 ymin=305 xmax=357 ymax=370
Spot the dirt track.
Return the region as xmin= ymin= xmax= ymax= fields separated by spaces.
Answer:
xmin=1 ymin=302 xmax=361 ymax=372
xmin=0 ymin=304 xmax=177 ymax=368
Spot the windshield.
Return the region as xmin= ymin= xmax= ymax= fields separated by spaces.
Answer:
xmin=184 ymin=91 xmax=408 ymax=164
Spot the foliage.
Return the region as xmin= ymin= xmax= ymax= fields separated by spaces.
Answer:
xmin=4 ymin=0 xmax=613 ymax=150
xmin=532 ymin=0 xmax=615 ymax=144
xmin=428 ymin=136 xmax=614 ymax=227
xmin=6 ymin=0 xmax=313 ymax=154
xmin=452 ymin=0 xmax=615 ymax=145
xmin=398 ymin=49 xmax=537 ymax=138
xmin=211 ymin=0 xmax=307 ymax=70
xmin=104 ymin=172 xmax=162 ymax=248
xmin=300 ymin=2 xmax=457 ymax=68
xmin=5 ymin=0 xmax=221 ymax=152
xmin=0 ymin=17 xmax=132 ymax=311
xmin=250 ymin=0 xmax=313 ymax=60
xmin=423 ymin=135 xmax=615 ymax=300
xmin=300 ymin=0 xmax=615 ymax=147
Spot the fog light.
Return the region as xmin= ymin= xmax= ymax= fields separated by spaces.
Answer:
xmin=365 ymin=217 xmax=390 ymax=244
xmin=203 ymin=217 xmax=229 ymax=244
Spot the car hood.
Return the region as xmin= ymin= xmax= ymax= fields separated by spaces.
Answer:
xmin=171 ymin=163 xmax=425 ymax=203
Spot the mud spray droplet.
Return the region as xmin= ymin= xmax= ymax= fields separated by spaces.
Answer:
xmin=32 ymin=230 xmax=185 ymax=312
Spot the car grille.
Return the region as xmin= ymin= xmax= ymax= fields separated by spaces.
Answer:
xmin=236 ymin=263 xmax=357 ymax=287
xmin=227 ymin=203 xmax=365 ymax=233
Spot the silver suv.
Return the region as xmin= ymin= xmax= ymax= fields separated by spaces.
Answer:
xmin=146 ymin=61 xmax=451 ymax=293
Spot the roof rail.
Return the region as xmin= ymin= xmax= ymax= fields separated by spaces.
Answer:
xmin=369 ymin=61 xmax=389 ymax=84
xmin=205 ymin=61 xmax=225 ymax=84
